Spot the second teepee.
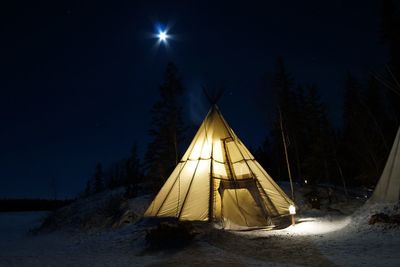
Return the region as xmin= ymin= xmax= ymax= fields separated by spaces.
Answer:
xmin=368 ymin=67 xmax=400 ymax=204
xmin=369 ymin=127 xmax=400 ymax=203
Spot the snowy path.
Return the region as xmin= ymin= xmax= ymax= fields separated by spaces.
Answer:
xmin=1 ymin=212 xmax=400 ymax=266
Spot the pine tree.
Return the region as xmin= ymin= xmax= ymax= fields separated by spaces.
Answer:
xmin=381 ymin=0 xmax=400 ymax=125
xmin=301 ymin=84 xmax=335 ymax=185
xmin=269 ymin=57 xmax=302 ymax=185
xmin=94 ymin=162 xmax=104 ymax=193
xmin=381 ymin=0 xmax=400 ymax=73
xmin=84 ymin=178 xmax=92 ymax=197
xmin=364 ymin=75 xmax=390 ymax=151
xmin=106 ymin=162 xmax=120 ymax=189
xmin=340 ymin=74 xmax=385 ymax=186
xmin=340 ymin=74 xmax=364 ymax=184
xmin=144 ymin=62 xmax=186 ymax=191
xmin=254 ymin=136 xmax=272 ymax=171
xmin=125 ymin=144 xmax=142 ymax=196
xmin=263 ymin=58 xmax=337 ymax=187
xmin=358 ymin=75 xmax=393 ymax=186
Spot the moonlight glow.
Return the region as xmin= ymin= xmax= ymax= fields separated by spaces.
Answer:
xmin=151 ymin=23 xmax=174 ymax=47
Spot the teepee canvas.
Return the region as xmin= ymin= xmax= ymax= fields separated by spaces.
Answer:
xmin=368 ymin=66 xmax=400 ymax=204
xmin=144 ymin=105 xmax=294 ymax=228
xmin=369 ymin=127 xmax=400 ymax=203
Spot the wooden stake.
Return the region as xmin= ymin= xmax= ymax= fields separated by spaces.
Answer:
xmin=279 ymin=107 xmax=295 ymax=201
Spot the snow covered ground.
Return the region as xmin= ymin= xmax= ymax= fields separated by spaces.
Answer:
xmin=1 ymin=202 xmax=400 ymax=266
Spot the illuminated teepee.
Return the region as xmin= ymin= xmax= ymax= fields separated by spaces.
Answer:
xmin=144 ymin=105 xmax=294 ymax=228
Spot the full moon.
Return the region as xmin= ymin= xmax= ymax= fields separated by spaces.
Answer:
xmin=158 ymin=31 xmax=168 ymax=42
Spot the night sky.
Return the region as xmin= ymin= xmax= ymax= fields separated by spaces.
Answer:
xmin=0 ymin=0 xmax=387 ymax=198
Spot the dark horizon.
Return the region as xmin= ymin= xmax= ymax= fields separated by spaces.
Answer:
xmin=0 ymin=0 xmax=388 ymax=198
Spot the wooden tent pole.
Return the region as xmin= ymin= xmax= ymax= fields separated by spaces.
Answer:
xmin=279 ymin=107 xmax=295 ymax=201
xmin=208 ymin=138 xmax=214 ymax=222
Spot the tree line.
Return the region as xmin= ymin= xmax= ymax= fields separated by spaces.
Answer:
xmin=83 ymin=63 xmax=186 ymax=197
xmin=0 ymin=199 xmax=73 ymax=212
xmin=83 ymin=0 xmax=400 ymax=197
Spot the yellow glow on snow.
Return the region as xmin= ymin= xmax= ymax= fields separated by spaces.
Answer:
xmin=285 ymin=217 xmax=352 ymax=235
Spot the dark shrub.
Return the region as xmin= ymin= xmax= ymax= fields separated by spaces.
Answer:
xmin=369 ymin=213 xmax=400 ymax=225
xmin=145 ymin=221 xmax=196 ymax=250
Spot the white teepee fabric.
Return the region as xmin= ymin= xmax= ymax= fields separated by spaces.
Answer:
xmin=369 ymin=127 xmax=400 ymax=203
xmin=144 ymin=106 xmax=294 ymax=227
